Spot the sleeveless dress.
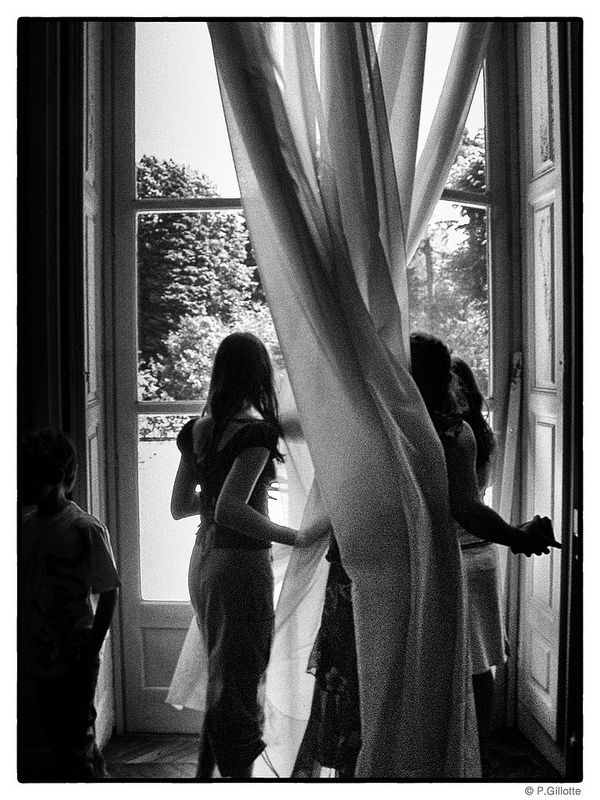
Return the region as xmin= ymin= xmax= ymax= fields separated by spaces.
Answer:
xmin=440 ymin=422 xmax=507 ymax=675
xmin=456 ymin=458 xmax=507 ymax=675
xmin=177 ymin=416 xmax=279 ymax=776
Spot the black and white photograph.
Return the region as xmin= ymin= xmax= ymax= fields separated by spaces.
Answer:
xmin=14 ymin=6 xmax=585 ymax=789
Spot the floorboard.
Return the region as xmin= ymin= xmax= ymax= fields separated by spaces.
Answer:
xmin=100 ymin=728 xmax=563 ymax=782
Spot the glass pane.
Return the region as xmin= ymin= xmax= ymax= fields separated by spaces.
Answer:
xmin=417 ymin=23 xmax=486 ymax=192
xmin=445 ymin=68 xmax=486 ymax=193
xmin=408 ymin=199 xmax=490 ymax=396
xmin=138 ymin=414 xmax=197 ymax=602
xmin=135 ymin=22 xmax=239 ymax=198
xmin=418 ymin=22 xmax=460 ymax=158
xmin=138 ymin=415 xmax=290 ymax=602
xmin=137 ymin=209 xmax=284 ymax=402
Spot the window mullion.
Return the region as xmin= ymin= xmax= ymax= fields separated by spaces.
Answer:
xmin=440 ymin=188 xmax=492 ymax=208
xmin=134 ymin=197 xmax=243 ymax=213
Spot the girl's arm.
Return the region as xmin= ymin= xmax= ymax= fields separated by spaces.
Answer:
xmin=215 ymin=446 xmax=330 ymax=546
xmin=171 ymin=455 xmax=201 ymax=520
xmin=444 ymin=423 xmax=558 ymax=554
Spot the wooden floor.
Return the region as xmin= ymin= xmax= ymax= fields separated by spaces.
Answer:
xmin=102 ymin=728 xmax=563 ymax=782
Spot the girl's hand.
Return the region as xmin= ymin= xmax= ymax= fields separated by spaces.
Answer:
xmin=512 ymin=515 xmax=561 ymax=556
xmin=295 ymin=516 xmax=332 ymax=548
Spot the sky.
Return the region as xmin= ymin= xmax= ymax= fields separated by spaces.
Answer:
xmin=135 ymin=21 xmax=485 ymax=197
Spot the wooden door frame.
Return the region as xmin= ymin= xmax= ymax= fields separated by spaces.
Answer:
xmin=104 ymin=21 xmax=204 ymax=733
xmin=555 ymin=19 xmax=582 ymax=782
xmin=102 ymin=20 xmax=136 ymax=734
xmin=101 ymin=20 xmax=126 ymax=736
xmin=514 ymin=20 xmax=582 ymax=778
xmin=484 ymin=22 xmax=526 ymax=731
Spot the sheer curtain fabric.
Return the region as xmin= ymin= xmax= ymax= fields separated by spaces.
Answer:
xmin=170 ymin=20 xmax=491 ymax=779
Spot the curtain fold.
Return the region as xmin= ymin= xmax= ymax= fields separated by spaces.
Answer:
xmin=378 ymin=22 xmax=427 ymax=241
xmin=204 ymin=20 xmax=489 ymax=779
xmin=407 ymin=22 xmax=492 ymax=259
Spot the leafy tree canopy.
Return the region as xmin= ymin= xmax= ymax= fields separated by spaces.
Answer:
xmin=408 ymin=128 xmax=490 ymax=395
xmin=137 ymin=155 xmax=278 ymax=405
xmin=138 ymin=131 xmax=490 ymax=411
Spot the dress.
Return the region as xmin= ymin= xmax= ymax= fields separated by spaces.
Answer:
xmin=456 ymin=457 xmax=507 ymax=675
xmin=294 ymin=426 xmax=506 ymax=778
xmin=293 ymin=536 xmax=361 ymax=777
xmin=177 ymin=416 xmax=279 ymax=776
xmin=21 ymin=501 xmax=121 ymax=779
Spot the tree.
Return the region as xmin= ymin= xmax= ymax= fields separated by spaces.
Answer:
xmin=137 ymin=155 xmax=260 ymax=366
xmin=445 ymin=130 xmax=488 ymax=303
xmin=142 ymin=307 xmax=284 ymax=403
xmin=136 ymin=155 xmax=279 ymax=403
xmin=408 ymin=129 xmax=490 ymax=395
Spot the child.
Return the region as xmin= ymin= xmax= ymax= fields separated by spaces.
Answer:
xmin=170 ymin=332 xmax=330 ymax=778
xmin=20 ymin=429 xmax=120 ymax=781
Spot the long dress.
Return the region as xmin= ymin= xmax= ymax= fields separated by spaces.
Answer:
xmin=292 ymin=536 xmax=361 ymax=778
xmin=177 ymin=416 xmax=279 ymax=776
xmin=453 ymin=448 xmax=507 ymax=676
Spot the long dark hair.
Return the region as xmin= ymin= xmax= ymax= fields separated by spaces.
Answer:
xmin=205 ymin=332 xmax=283 ymax=459
xmin=451 ymin=355 xmax=495 ymax=469
xmin=409 ymin=332 xmax=463 ymax=439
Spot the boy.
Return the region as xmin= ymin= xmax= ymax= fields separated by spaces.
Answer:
xmin=20 ymin=429 xmax=120 ymax=780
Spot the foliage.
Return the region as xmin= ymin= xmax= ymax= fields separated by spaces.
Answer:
xmin=447 ymin=130 xmax=486 ymax=194
xmin=137 ymin=155 xmax=282 ymax=426
xmin=141 ymin=307 xmax=283 ymax=404
xmin=408 ymin=129 xmax=489 ymax=395
xmin=137 ymin=155 xmax=261 ymax=368
xmin=138 ymin=128 xmax=490 ymax=438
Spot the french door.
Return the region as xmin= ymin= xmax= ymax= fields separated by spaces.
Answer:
xmin=108 ymin=20 xmax=289 ymax=733
xmin=109 ymin=22 xmax=201 ymax=733
xmin=516 ymin=21 xmax=572 ymax=774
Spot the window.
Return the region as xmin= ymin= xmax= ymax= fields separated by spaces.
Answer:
xmin=127 ymin=22 xmax=510 ymax=599
xmin=408 ymin=25 xmax=491 ymax=397
xmin=132 ymin=22 xmax=287 ymax=601
xmin=109 ymin=19 xmax=520 ymax=733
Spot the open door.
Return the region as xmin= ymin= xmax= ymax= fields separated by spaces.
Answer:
xmin=516 ymin=21 xmax=580 ymax=775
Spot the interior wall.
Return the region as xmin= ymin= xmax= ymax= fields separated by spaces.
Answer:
xmin=17 ymin=18 xmax=116 ymax=776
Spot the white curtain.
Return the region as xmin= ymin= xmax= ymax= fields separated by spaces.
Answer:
xmin=170 ymin=20 xmax=491 ymax=779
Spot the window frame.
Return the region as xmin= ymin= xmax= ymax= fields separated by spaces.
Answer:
xmin=109 ymin=20 xmax=521 ymax=513
xmin=105 ymin=17 xmax=523 ymax=733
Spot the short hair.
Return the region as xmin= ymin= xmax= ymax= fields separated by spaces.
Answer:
xmin=22 ymin=429 xmax=78 ymax=492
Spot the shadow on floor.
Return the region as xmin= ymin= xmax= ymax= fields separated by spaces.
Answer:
xmin=101 ymin=728 xmax=563 ymax=782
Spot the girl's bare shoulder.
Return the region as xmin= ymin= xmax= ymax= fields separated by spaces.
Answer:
xmin=444 ymin=420 xmax=476 ymax=458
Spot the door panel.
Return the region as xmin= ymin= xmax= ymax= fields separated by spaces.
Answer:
xmin=127 ymin=602 xmax=199 ymax=733
xmin=517 ymin=21 xmax=565 ymax=771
